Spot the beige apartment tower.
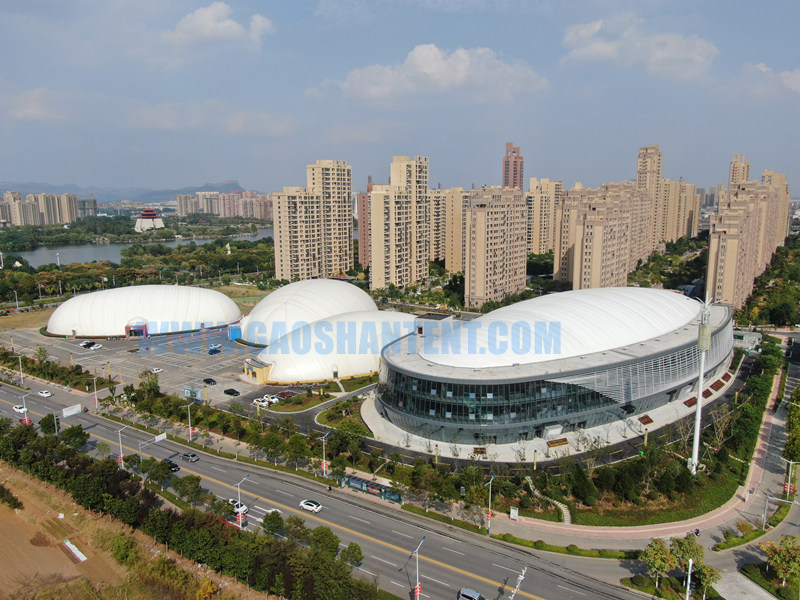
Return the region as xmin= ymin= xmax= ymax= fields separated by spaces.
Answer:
xmin=274 ymin=159 xmax=353 ymax=281
xmin=464 ymin=187 xmax=528 ymax=308
xmin=369 ymin=156 xmax=429 ymax=290
xmin=707 ymin=162 xmax=790 ymax=309
xmin=526 ymin=177 xmax=563 ymax=254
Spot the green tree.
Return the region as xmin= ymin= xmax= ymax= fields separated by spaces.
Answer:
xmin=284 ymin=515 xmax=309 ymax=544
xmin=761 ymin=536 xmax=800 ymax=590
xmin=96 ymin=441 xmax=111 ymax=459
xmin=35 ymin=346 xmax=48 ymax=364
xmin=174 ymin=474 xmax=204 ymax=505
xmin=694 ymin=563 xmax=722 ymax=600
xmin=309 ymin=526 xmax=340 ymax=558
xmin=670 ymin=534 xmax=704 ymax=579
xmin=60 ymin=425 xmax=90 ymax=449
xmin=39 ymin=413 xmax=58 ymax=435
xmin=340 ymin=542 xmax=363 ymax=568
xmin=262 ymin=510 xmax=284 ymax=536
xmin=285 ymin=433 xmax=309 ymax=470
xmin=641 ymin=538 xmax=674 ymax=589
xmin=141 ymin=457 xmax=173 ymax=486
xmin=270 ymin=572 xmax=286 ymax=600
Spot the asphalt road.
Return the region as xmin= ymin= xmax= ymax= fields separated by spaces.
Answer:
xmin=0 ymin=384 xmax=641 ymax=600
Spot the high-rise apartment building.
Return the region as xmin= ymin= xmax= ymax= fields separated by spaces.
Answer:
xmin=636 ymin=144 xmax=663 ymax=244
xmin=464 ymin=187 xmax=528 ymax=308
xmin=274 ymin=160 xmax=353 ymax=281
xmin=369 ymin=156 xmax=429 ymax=290
xmin=196 ymin=191 xmax=220 ymax=215
xmin=662 ymin=179 xmax=701 ymax=242
xmin=707 ymin=161 xmax=790 ymax=308
xmin=356 ymin=177 xmax=373 ymax=269
xmin=555 ymin=182 xmax=653 ymax=289
xmin=729 ymin=154 xmax=750 ymax=188
xmin=502 ymin=142 xmax=524 ymax=190
xmin=525 ymin=177 xmax=563 ymax=254
xmin=428 ymin=187 xmax=448 ymax=263
xmin=443 ymin=187 xmax=469 ymax=274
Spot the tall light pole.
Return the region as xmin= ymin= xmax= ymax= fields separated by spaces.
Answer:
xmin=235 ymin=474 xmax=250 ymax=530
xmin=779 ymin=456 xmax=800 ymax=499
xmin=0 ymin=252 xmax=3 ymax=268
xmin=12 ymin=290 xmax=18 ymax=310
xmin=21 ymin=391 xmax=31 ymax=414
xmin=56 ymin=253 xmax=60 ymax=268
xmin=485 ymin=474 xmax=496 ymax=535
xmin=92 ymin=376 xmax=99 ymax=410
xmin=409 ymin=536 xmax=425 ymax=599
xmin=689 ymin=298 xmax=713 ymax=475
xmin=182 ymin=401 xmax=196 ymax=442
xmin=15 ymin=354 xmax=23 ymax=385
xmin=117 ymin=424 xmax=131 ymax=469
xmin=317 ymin=431 xmax=331 ymax=479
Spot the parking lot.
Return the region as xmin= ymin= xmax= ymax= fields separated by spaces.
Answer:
xmin=0 ymin=327 xmax=280 ymax=408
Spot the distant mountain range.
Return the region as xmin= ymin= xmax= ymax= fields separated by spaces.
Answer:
xmin=0 ymin=180 xmax=251 ymax=204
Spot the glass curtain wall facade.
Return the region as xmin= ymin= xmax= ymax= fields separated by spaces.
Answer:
xmin=377 ymin=312 xmax=733 ymax=444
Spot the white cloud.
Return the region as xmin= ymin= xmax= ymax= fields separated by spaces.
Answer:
xmin=334 ymin=43 xmax=548 ymax=104
xmin=562 ymin=16 xmax=718 ymax=82
xmin=8 ymin=88 xmax=65 ymax=122
xmin=743 ymin=62 xmax=800 ymax=95
xmin=163 ymin=2 xmax=273 ymax=48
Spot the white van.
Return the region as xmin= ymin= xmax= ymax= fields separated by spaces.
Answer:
xmin=457 ymin=589 xmax=486 ymax=600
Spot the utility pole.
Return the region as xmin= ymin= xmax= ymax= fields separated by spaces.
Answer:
xmin=689 ymin=298 xmax=712 ymax=475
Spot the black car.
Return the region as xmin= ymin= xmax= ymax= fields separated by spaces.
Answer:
xmin=208 ymin=348 xmax=221 ymax=355
xmin=163 ymin=459 xmax=180 ymax=472
xmin=224 ymin=388 xmax=240 ymax=396
xmin=203 ymin=377 xmax=217 ymax=385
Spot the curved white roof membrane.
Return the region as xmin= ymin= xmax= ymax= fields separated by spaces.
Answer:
xmin=47 ymin=285 xmax=242 ymax=337
xmin=419 ymin=287 xmax=701 ymax=368
xmin=257 ymin=310 xmax=415 ymax=383
xmin=239 ymin=279 xmax=376 ymax=345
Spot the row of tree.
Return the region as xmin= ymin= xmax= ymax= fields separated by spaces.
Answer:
xmin=0 ymin=416 xmax=381 ymax=600
xmin=641 ymin=535 xmax=721 ymax=598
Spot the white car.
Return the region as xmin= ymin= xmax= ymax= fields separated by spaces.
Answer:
xmin=12 ymin=405 xmax=27 ymax=414
xmin=150 ymin=367 xmax=163 ymax=374
xmin=88 ymin=344 xmax=103 ymax=350
xmin=38 ymin=390 xmax=52 ymax=398
xmin=253 ymin=398 xmax=270 ymax=408
xmin=299 ymin=500 xmax=322 ymax=513
xmin=209 ymin=343 xmax=222 ymax=350
xmin=228 ymin=499 xmax=248 ymax=514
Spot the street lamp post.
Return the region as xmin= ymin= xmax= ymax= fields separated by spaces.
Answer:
xmin=56 ymin=253 xmax=60 ymax=268
xmin=13 ymin=290 xmax=18 ymax=310
xmin=117 ymin=424 xmax=131 ymax=469
xmin=92 ymin=376 xmax=99 ymax=410
xmin=779 ymin=457 xmax=800 ymax=499
xmin=15 ymin=354 xmax=23 ymax=385
xmin=317 ymin=431 xmax=331 ymax=479
xmin=409 ymin=536 xmax=426 ymax=599
xmin=235 ymin=474 xmax=250 ymax=530
xmin=689 ymin=298 xmax=713 ymax=475
xmin=38 ymin=284 xmax=42 ymax=300
xmin=183 ymin=401 xmax=196 ymax=442
xmin=485 ymin=474 xmax=496 ymax=535
xmin=21 ymin=391 xmax=31 ymax=414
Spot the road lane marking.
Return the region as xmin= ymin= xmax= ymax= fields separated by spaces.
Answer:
xmin=442 ymin=547 xmax=464 ymax=556
xmin=372 ymin=556 xmax=398 ymax=567
xmin=390 ymin=581 xmax=404 ymax=587
xmin=348 ymin=515 xmax=370 ymax=524
xmin=422 ymin=574 xmax=449 ymax=587
xmin=210 ymin=466 xmax=226 ymax=472
xmin=357 ymin=567 xmax=376 ymax=577
xmin=392 ymin=530 xmax=413 ymax=539
xmin=558 ymin=585 xmax=585 ymax=596
xmin=492 ymin=563 xmax=520 ymax=574
xmin=276 ymin=489 xmax=293 ymax=496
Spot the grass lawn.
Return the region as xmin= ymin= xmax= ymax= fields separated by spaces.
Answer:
xmin=574 ymin=475 xmax=740 ymax=526
xmin=0 ymin=306 xmax=55 ymax=331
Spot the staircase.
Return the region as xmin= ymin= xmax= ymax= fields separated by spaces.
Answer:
xmin=525 ymin=476 xmax=571 ymax=524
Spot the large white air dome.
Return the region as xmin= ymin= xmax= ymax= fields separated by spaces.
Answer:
xmin=239 ymin=279 xmax=377 ymax=345
xmin=46 ymin=285 xmax=242 ymax=337
xmin=419 ymin=287 xmax=702 ymax=368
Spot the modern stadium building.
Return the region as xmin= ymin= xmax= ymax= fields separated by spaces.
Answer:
xmin=376 ymin=287 xmax=734 ymax=445
xmin=46 ymin=285 xmax=242 ymax=338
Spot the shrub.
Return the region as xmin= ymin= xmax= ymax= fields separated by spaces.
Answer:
xmin=631 ymin=575 xmax=649 ymax=587
xmin=566 ymin=544 xmax=580 ymax=555
xmin=533 ymin=540 xmax=547 ymax=550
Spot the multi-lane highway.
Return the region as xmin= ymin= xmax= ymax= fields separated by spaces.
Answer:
xmin=0 ymin=383 xmax=641 ymax=600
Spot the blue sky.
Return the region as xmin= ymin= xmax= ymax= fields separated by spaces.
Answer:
xmin=0 ymin=1 xmax=798 ymax=196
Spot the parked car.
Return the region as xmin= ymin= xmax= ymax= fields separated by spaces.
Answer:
xmin=277 ymin=391 xmax=295 ymax=399
xmin=209 ymin=343 xmax=222 ymax=350
xmin=203 ymin=378 xmax=217 ymax=385
xmin=88 ymin=343 xmax=103 ymax=350
xmin=163 ymin=459 xmax=180 ymax=472
xmin=228 ymin=499 xmax=248 ymax=514
xmin=150 ymin=367 xmax=163 ymax=374
xmin=12 ymin=405 xmax=27 ymax=413
xmin=79 ymin=340 xmax=95 ymax=348
xmin=180 ymin=452 xmax=199 ymax=462
xmin=208 ymin=348 xmax=221 ymax=355
xmin=299 ymin=500 xmax=322 ymax=513
xmin=224 ymin=388 xmax=240 ymax=397
xmin=37 ymin=390 xmax=52 ymax=398
xmin=253 ymin=398 xmax=270 ymax=408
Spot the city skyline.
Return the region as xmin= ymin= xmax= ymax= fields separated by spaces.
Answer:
xmin=0 ymin=1 xmax=797 ymax=195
